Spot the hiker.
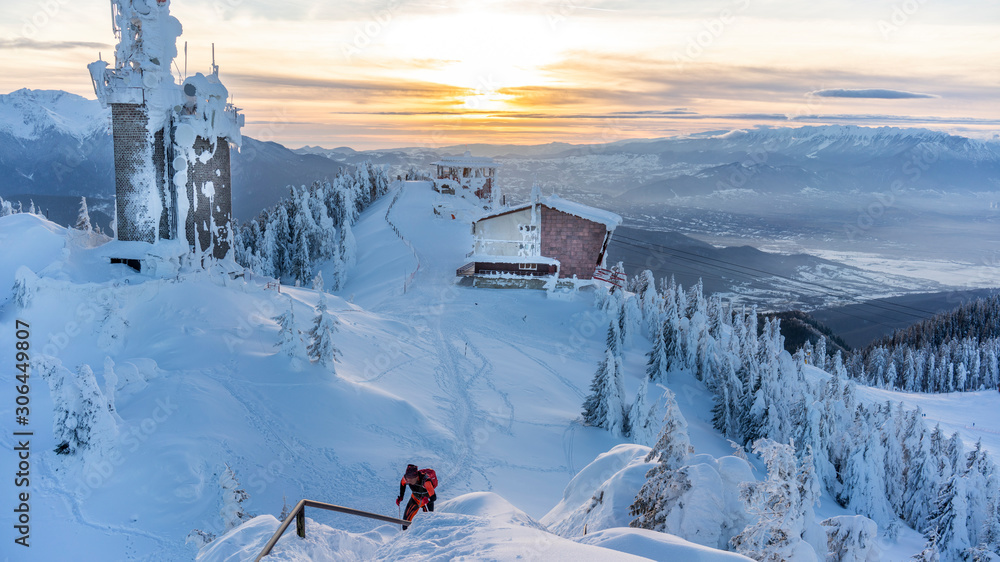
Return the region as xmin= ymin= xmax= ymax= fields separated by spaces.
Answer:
xmin=396 ymin=464 xmax=437 ymax=530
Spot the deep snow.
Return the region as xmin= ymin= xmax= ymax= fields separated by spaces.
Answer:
xmin=1 ymin=181 xmax=994 ymax=560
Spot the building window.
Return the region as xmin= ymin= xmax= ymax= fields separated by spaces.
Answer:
xmin=519 ymin=263 xmax=538 ymax=271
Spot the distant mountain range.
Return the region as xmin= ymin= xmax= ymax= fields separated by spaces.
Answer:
xmin=296 ymin=125 xmax=1000 ymax=203
xmin=3 ymin=88 xmax=996 ymax=312
xmin=6 ymin=88 xmax=999 ymax=221
xmin=0 ymin=89 xmax=350 ymax=228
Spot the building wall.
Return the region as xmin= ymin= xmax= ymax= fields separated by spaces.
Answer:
xmin=111 ymin=103 xmax=168 ymax=243
xmin=184 ymin=136 xmax=233 ymax=259
xmin=473 ymin=207 xmax=538 ymax=257
xmin=540 ymin=206 xmax=608 ymax=279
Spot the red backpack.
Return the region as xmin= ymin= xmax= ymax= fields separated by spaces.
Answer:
xmin=419 ymin=468 xmax=438 ymax=488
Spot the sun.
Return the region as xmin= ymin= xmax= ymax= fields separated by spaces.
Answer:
xmin=381 ymin=8 xmax=560 ymax=112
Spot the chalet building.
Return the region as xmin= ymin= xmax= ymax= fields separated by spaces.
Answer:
xmin=433 ymin=152 xmax=499 ymax=200
xmin=457 ymin=193 xmax=621 ymax=284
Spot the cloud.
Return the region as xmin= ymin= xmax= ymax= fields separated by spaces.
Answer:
xmin=809 ymin=88 xmax=938 ymax=99
xmin=227 ymin=72 xmax=470 ymax=101
xmin=0 ymin=38 xmax=108 ymax=51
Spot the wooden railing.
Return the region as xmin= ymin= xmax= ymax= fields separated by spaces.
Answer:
xmin=254 ymin=499 xmax=408 ymax=561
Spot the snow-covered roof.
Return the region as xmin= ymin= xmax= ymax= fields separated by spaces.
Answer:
xmin=543 ymin=195 xmax=622 ymax=230
xmin=466 ymin=255 xmax=560 ymax=266
xmin=433 ymin=151 xmax=500 ymax=168
xmin=476 ymin=196 xmax=623 ymax=231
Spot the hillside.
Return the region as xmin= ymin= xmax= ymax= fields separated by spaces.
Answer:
xmin=1 ymin=185 xmax=722 ymax=560
xmin=3 ymin=181 xmax=998 ymax=560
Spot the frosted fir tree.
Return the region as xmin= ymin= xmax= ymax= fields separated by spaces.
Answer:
xmin=926 ymin=470 xmax=971 ymax=560
xmin=619 ymin=293 xmax=642 ymax=350
xmin=637 ymin=269 xmax=661 ymax=337
xmin=312 ymin=270 xmax=325 ymax=292
xmin=712 ymin=351 xmax=744 ymax=443
xmin=290 ymin=227 xmax=312 ymax=284
xmin=819 ymin=515 xmax=879 ymax=562
xmin=273 ymin=299 xmax=306 ymax=368
xmin=881 ymin=405 xmax=906 ymax=516
xmin=0 ymin=195 xmax=12 ymax=217
xmin=901 ymin=414 xmax=939 ymax=531
xmin=340 ymin=219 xmax=357 ymax=270
xmin=730 ymin=439 xmax=819 ymax=562
xmin=307 ymin=294 xmax=341 ymax=371
xmin=628 ymin=378 xmax=662 ymax=447
xmin=582 ymin=322 xmax=628 ymax=437
xmin=840 ymin=419 xmax=895 ymax=530
xmin=220 ymin=464 xmax=253 ymax=531
xmin=647 ymin=320 xmax=670 ymax=383
xmin=11 ymin=266 xmax=35 ymax=308
xmin=963 ymin=441 xmax=998 ymax=551
xmin=629 ymin=387 xmax=691 ymax=531
xmin=103 ymin=356 xmax=125 ymax=425
xmin=37 ymin=359 xmax=118 ymax=460
xmin=75 ymin=196 xmax=92 ymax=232
xmin=646 ymin=387 xmax=691 ymax=469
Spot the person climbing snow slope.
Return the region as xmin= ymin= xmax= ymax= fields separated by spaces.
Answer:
xmin=396 ymin=464 xmax=437 ymax=530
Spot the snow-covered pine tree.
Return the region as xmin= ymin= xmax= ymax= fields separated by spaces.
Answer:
xmin=220 ymin=464 xmax=252 ymax=531
xmin=963 ymin=441 xmax=997 ymax=552
xmin=273 ymin=298 xmax=306 ymax=366
xmin=290 ymin=225 xmax=311 ymax=284
xmin=840 ymin=410 xmax=895 ymax=530
xmin=75 ymin=196 xmax=92 ymax=232
xmin=0 ymin=195 xmax=12 ymax=217
xmin=312 ymin=271 xmax=324 ymax=292
xmin=926 ymin=469 xmax=971 ymax=560
xmin=629 ymin=387 xmax=691 ymax=531
xmin=881 ymin=404 xmax=906 ymax=518
xmin=103 ymin=356 xmax=123 ymax=424
xmin=820 ymin=515 xmax=879 ymax=562
xmin=644 ymin=387 xmax=690 ymax=469
xmin=306 ymin=294 xmax=341 ymax=371
xmin=628 ymin=377 xmax=656 ymax=446
xmin=711 ymin=351 xmax=744 ymax=442
xmin=11 ymin=267 xmax=34 ymax=308
xmin=619 ymin=292 xmax=642 ymax=349
xmin=582 ymin=322 xmax=628 ymax=437
xmin=340 ymin=219 xmax=357 ymax=270
xmin=637 ymin=269 xmax=661 ymax=338
xmin=901 ymin=413 xmax=939 ymax=532
xmin=647 ymin=320 xmax=670 ymax=383
xmin=815 ymin=337 xmax=827 ymax=372
xmin=37 ymin=359 xmax=118 ymax=460
xmin=730 ymin=439 xmax=819 ymax=562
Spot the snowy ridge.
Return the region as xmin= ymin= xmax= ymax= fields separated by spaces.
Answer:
xmin=0 ymin=89 xmax=108 ymax=141
xmin=705 ymin=125 xmax=1000 ymax=160
xmin=3 ymin=178 xmax=998 ymax=560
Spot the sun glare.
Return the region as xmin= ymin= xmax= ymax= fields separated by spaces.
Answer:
xmin=460 ymin=91 xmax=516 ymax=112
xmin=382 ymin=8 xmax=560 ymax=114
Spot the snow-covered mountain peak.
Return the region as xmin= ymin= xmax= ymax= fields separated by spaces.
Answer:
xmin=716 ymin=124 xmax=1000 ymax=160
xmin=0 ymin=88 xmax=108 ymax=141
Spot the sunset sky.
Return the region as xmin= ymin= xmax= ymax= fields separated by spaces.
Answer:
xmin=1 ymin=0 xmax=998 ymax=149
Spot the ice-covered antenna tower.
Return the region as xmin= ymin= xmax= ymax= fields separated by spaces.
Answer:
xmin=88 ymin=0 xmax=244 ymax=264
